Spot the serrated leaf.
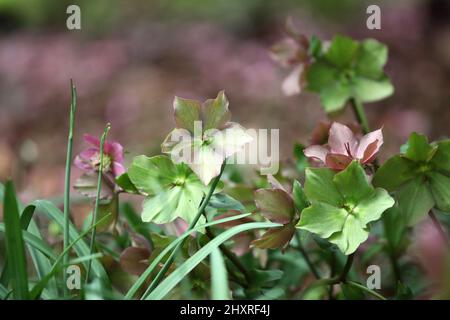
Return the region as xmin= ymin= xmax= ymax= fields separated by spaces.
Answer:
xmin=431 ymin=140 xmax=450 ymax=172
xmin=373 ymin=155 xmax=416 ymax=192
xmin=404 ymin=132 xmax=437 ymax=162
xmin=298 ymin=202 xmax=347 ymax=238
xmin=304 ymin=167 xmax=343 ymax=206
xmin=333 ymin=161 xmax=372 ymax=206
xmin=397 ymin=178 xmax=435 ymax=226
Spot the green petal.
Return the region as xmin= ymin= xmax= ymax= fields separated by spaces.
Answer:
xmin=404 ymin=132 xmax=437 ymax=162
xmin=430 ymin=140 xmax=450 ymax=172
xmin=297 ymin=202 xmax=348 ymax=238
xmin=202 ymin=90 xmax=231 ymax=130
xmin=328 ymin=215 xmax=369 ymax=255
xmin=428 ymin=171 xmax=450 ymax=213
xmin=304 ymin=167 xmax=343 ymax=206
xmin=373 ymin=155 xmax=416 ymax=192
xmin=355 ymin=39 xmax=388 ymax=79
xmin=352 ymin=76 xmax=394 ymax=103
xmin=173 ymin=96 xmax=201 ymax=134
xmin=353 ymin=188 xmax=395 ymax=226
xmin=324 ymin=35 xmax=359 ymax=68
xmin=396 ymin=178 xmax=434 ymax=226
xmin=333 ymin=161 xmax=372 ymax=206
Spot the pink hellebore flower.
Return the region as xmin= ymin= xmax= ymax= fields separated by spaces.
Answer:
xmin=304 ymin=122 xmax=383 ymax=171
xmin=74 ymin=134 xmax=125 ymax=177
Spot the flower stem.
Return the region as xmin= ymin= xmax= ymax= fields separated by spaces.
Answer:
xmin=85 ymin=124 xmax=110 ymax=284
xmin=142 ymin=163 xmax=226 ymax=298
xmin=350 ymin=98 xmax=370 ymax=134
xmin=294 ymin=233 xmax=321 ymax=279
xmin=428 ymin=210 xmax=449 ymax=246
xmin=63 ymin=80 xmax=77 ymax=297
xmin=338 ymin=253 xmax=354 ymax=282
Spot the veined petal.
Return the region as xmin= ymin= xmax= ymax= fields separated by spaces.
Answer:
xmin=328 ymin=122 xmax=357 ymax=155
xmin=83 ymin=134 xmax=101 ymax=148
xmin=325 ymin=153 xmax=353 ymax=171
xmin=304 ymin=145 xmax=328 ymax=163
xmin=356 ymin=128 xmax=383 ymax=160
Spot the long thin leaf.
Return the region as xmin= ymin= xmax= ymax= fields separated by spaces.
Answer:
xmin=210 ymin=247 xmax=230 ymax=300
xmin=146 ymin=221 xmax=281 ymax=300
xmin=0 ymin=283 xmax=9 ymax=299
xmin=125 ymin=212 xmax=252 ymax=299
xmin=33 ymin=200 xmax=110 ymax=285
xmin=3 ymin=180 xmax=29 ymax=299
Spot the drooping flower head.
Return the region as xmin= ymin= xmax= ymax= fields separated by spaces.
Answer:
xmin=304 ymin=122 xmax=383 ymax=171
xmin=74 ymin=134 xmax=125 ymax=177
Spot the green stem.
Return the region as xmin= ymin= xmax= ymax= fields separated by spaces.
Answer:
xmin=205 ymin=226 xmax=251 ymax=285
xmin=338 ymin=253 xmax=354 ymax=282
xmin=142 ymin=163 xmax=226 ymax=299
xmin=350 ymin=98 xmax=370 ymax=134
xmin=345 ymin=280 xmax=387 ymax=300
xmin=85 ymin=124 xmax=111 ymax=284
xmin=63 ymin=80 xmax=77 ymax=297
xmin=294 ymin=233 xmax=320 ymax=279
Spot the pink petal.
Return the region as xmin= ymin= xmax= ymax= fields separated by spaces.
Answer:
xmin=356 ymin=128 xmax=383 ymax=160
xmin=74 ymin=155 xmax=94 ymax=171
xmin=78 ymin=148 xmax=98 ymax=160
xmin=303 ymin=145 xmax=328 ymax=163
xmin=83 ymin=134 xmax=100 ymax=148
xmin=108 ymin=141 xmax=124 ymax=163
xmin=328 ymin=122 xmax=357 ymax=156
xmin=112 ymin=161 xmax=126 ymax=177
xmin=325 ymin=153 xmax=353 ymax=171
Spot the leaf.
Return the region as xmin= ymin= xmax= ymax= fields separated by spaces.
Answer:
xmin=427 ymin=171 xmax=450 ymax=212
xmin=251 ymin=224 xmax=296 ymax=250
xmin=373 ymin=155 xmax=416 ymax=192
xmin=203 ymin=90 xmax=231 ymax=130
xmin=254 ymin=189 xmax=295 ymax=224
xmin=173 ymin=96 xmax=201 ymax=133
xmin=321 ymin=82 xmax=352 ymax=112
xmin=116 ymin=173 xmax=139 ymax=194
xmin=124 ymin=212 xmax=253 ymax=299
xmin=145 ymin=221 xmax=280 ymax=300
xmin=304 ymin=167 xmax=343 ymax=206
xmin=431 ymin=140 xmax=450 ymax=172
xmin=208 ymin=193 xmax=246 ymax=212
xmin=3 ymin=181 xmax=29 ymax=299
xmin=120 ymin=247 xmax=151 ymax=276
xmin=355 ymin=39 xmax=388 ymax=79
xmin=292 ymin=180 xmax=308 ymax=212
xmin=325 ymin=35 xmax=359 ymax=68
xmin=297 ymin=202 xmax=348 ymax=238
xmin=383 ymin=206 xmax=407 ymax=253
xmin=306 ymin=61 xmax=339 ymax=92
xmin=397 ymin=178 xmax=435 ymax=226
xmin=333 ymin=161 xmax=372 ymax=206
xmin=327 ymin=215 xmax=369 ymax=255
xmin=353 ymin=76 xmax=394 ymax=103
xmin=353 ymin=188 xmax=395 ymax=225
xmin=210 ymin=248 xmax=230 ymax=300
xmin=404 ymin=132 xmax=437 ymax=162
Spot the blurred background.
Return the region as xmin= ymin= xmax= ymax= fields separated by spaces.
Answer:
xmin=0 ymin=0 xmax=449 ymax=200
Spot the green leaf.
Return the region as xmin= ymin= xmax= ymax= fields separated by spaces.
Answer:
xmin=304 ymin=167 xmax=343 ymax=206
xmin=333 ymin=161 xmax=372 ymax=206
xmin=297 ymin=202 xmax=347 ymax=238
xmin=292 ymin=180 xmax=308 ymax=212
xmin=373 ymin=155 xmax=416 ymax=192
xmin=207 ymin=193 xmax=246 ymax=213
xmin=210 ymin=248 xmax=230 ymax=300
xmin=321 ymin=82 xmax=352 ymax=112
xmin=404 ymin=132 xmax=436 ymax=162
xmin=383 ymin=206 xmax=407 ymax=253
xmin=327 ymin=215 xmax=369 ymax=255
xmin=173 ymin=96 xmax=201 ymax=133
xmin=353 ymin=188 xmax=395 ymax=225
xmin=325 ymin=35 xmax=359 ymax=68
xmin=308 ymin=35 xmax=322 ymax=58
xmin=146 ymin=221 xmax=280 ymax=300
xmin=3 ymin=180 xmax=29 ymax=299
xmin=203 ymin=90 xmax=230 ymax=130
xmin=397 ymin=178 xmax=435 ymax=225
xmin=252 ymin=224 xmax=296 ymax=249
xmin=116 ymin=173 xmax=139 ymax=194
xmin=254 ymin=189 xmax=295 ymax=224
xmin=427 ymin=171 xmax=450 ymax=212
xmin=306 ymin=61 xmax=339 ymax=92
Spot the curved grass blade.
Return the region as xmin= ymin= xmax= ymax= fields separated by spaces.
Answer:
xmin=125 ymin=212 xmax=252 ymax=299
xmin=3 ymin=180 xmax=29 ymax=299
xmin=146 ymin=221 xmax=280 ymax=300
xmin=210 ymin=247 xmax=230 ymax=300
xmin=0 ymin=283 xmax=9 ymax=299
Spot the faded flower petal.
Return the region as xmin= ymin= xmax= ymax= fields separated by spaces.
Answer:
xmin=304 ymin=145 xmax=328 ymax=163
xmin=282 ymin=65 xmax=303 ymax=96
xmin=328 ymin=122 xmax=357 ymax=155
xmin=356 ymin=128 xmax=383 ymax=161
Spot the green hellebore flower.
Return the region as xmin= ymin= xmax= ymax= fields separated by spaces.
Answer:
xmin=306 ymin=35 xmax=394 ymax=113
xmin=297 ymin=161 xmax=394 ymax=255
xmin=373 ymin=132 xmax=450 ymax=225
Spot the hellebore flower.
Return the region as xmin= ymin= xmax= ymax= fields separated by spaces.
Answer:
xmin=270 ymin=18 xmax=310 ymax=96
xmin=74 ymin=134 xmax=125 ymax=177
xmin=162 ymin=91 xmax=253 ymax=185
xmin=373 ymin=133 xmax=450 ymax=225
xmin=304 ymin=122 xmax=383 ymax=171
xmin=252 ymin=177 xmax=308 ymax=251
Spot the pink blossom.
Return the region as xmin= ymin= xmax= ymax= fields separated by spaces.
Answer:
xmin=74 ymin=134 xmax=125 ymax=177
xmin=304 ymin=122 xmax=383 ymax=171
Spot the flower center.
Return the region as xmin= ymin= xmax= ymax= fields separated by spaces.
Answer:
xmin=93 ymin=153 xmax=112 ymax=173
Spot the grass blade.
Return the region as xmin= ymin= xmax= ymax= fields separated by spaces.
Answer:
xmin=3 ymin=180 xmax=29 ymax=299
xmin=85 ymin=123 xmax=110 ymax=283
xmin=125 ymin=212 xmax=252 ymax=299
xmin=146 ymin=221 xmax=280 ymax=300
xmin=63 ymin=79 xmax=77 ymax=296
xmin=210 ymin=247 xmax=230 ymax=300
